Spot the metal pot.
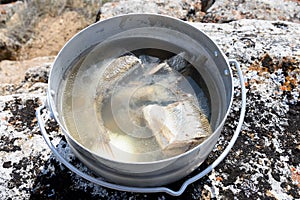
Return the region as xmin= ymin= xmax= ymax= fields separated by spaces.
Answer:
xmin=36 ymin=14 xmax=246 ymax=196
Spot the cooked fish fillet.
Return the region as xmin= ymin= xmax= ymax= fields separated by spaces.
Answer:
xmin=142 ymin=99 xmax=212 ymax=156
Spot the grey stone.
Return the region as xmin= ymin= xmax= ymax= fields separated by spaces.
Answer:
xmin=204 ymin=0 xmax=300 ymax=23
xmin=0 ymin=18 xmax=299 ymax=199
xmin=100 ymin=0 xmax=212 ymax=20
xmin=0 ymin=31 xmax=20 ymax=60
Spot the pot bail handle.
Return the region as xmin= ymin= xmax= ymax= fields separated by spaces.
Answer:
xmin=36 ymin=59 xmax=246 ymax=196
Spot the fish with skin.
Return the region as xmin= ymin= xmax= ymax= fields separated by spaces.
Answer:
xmin=142 ymin=95 xmax=212 ymax=156
xmin=94 ymin=54 xmax=142 ymax=155
xmin=93 ymin=52 xmax=212 ymax=159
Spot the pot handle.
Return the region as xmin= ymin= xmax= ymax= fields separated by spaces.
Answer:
xmin=36 ymin=59 xmax=246 ymax=196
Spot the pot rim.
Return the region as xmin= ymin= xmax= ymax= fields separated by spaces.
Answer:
xmin=47 ymin=13 xmax=234 ymax=165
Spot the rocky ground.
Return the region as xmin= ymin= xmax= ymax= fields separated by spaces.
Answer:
xmin=0 ymin=0 xmax=299 ymax=199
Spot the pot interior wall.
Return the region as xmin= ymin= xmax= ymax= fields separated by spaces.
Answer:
xmin=46 ymin=14 xmax=233 ymax=186
xmin=51 ymin=22 xmax=232 ymax=133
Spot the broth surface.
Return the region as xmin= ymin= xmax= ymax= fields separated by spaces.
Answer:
xmin=61 ymin=49 xmax=211 ymax=162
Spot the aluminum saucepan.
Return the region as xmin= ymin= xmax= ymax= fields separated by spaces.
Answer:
xmin=36 ymin=14 xmax=246 ymax=196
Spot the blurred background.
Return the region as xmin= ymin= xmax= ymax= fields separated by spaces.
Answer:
xmin=0 ymin=0 xmax=299 ymax=62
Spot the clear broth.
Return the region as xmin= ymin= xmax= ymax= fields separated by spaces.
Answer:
xmin=61 ymin=48 xmax=211 ymax=162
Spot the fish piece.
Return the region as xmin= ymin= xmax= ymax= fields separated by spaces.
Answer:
xmin=102 ymin=55 xmax=142 ymax=81
xmin=139 ymin=55 xmax=160 ymax=65
xmin=93 ymin=54 xmax=142 ymax=156
xmin=129 ymin=83 xmax=178 ymax=106
xmin=142 ymin=98 xmax=212 ymax=156
xmin=93 ymin=52 xmax=192 ymax=157
xmin=146 ymin=62 xmax=171 ymax=75
xmin=109 ymin=82 xmax=177 ymax=132
xmin=110 ymin=82 xmax=180 ymax=137
xmin=109 ymin=53 xmax=195 ymax=137
xmin=146 ymin=52 xmax=188 ymax=75
xmin=166 ymin=52 xmax=188 ymax=72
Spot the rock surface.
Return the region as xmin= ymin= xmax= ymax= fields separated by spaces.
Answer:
xmin=0 ymin=1 xmax=23 ymax=60
xmin=100 ymin=0 xmax=198 ymax=20
xmin=17 ymin=11 xmax=89 ymax=60
xmin=0 ymin=1 xmax=94 ymax=61
xmin=0 ymin=56 xmax=54 ymax=85
xmin=0 ymin=0 xmax=300 ymax=199
xmin=99 ymin=0 xmax=300 ymax=23
xmin=0 ymin=1 xmax=23 ymax=28
xmin=2 ymin=0 xmax=297 ymax=61
xmin=0 ymin=30 xmax=20 ymax=60
xmin=202 ymin=0 xmax=300 ymax=23
xmin=0 ymin=18 xmax=299 ymax=199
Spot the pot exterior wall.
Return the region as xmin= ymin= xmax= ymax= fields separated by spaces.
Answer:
xmin=47 ymin=14 xmax=233 ymax=187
